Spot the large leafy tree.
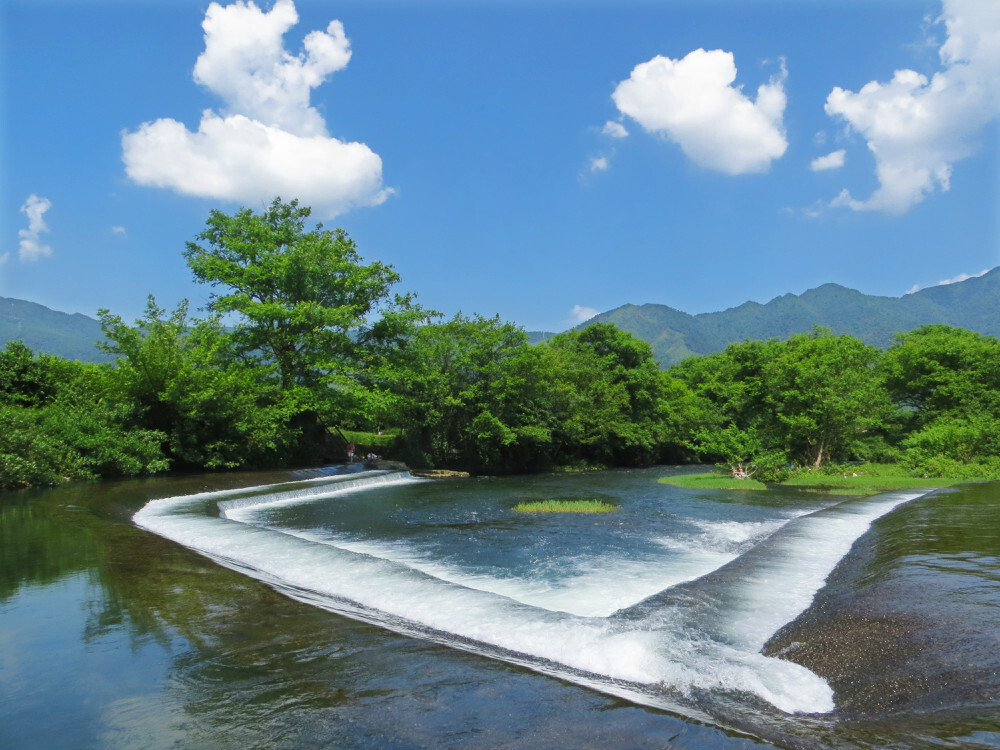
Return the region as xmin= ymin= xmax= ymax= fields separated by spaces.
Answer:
xmin=882 ymin=325 xmax=1000 ymax=424
xmin=673 ymin=329 xmax=891 ymax=468
xmin=882 ymin=325 xmax=1000 ymax=468
xmin=98 ymin=297 xmax=298 ymax=469
xmin=764 ymin=330 xmax=890 ymax=466
xmin=183 ymin=198 xmax=423 ymax=423
xmin=543 ymin=323 xmax=685 ymax=466
xmin=390 ymin=313 xmax=552 ymax=473
xmin=669 ymin=338 xmax=781 ymax=438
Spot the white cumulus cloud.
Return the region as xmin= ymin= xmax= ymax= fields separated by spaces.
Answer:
xmin=18 ymin=194 xmax=53 ymax=262
xmin=907 ymin=267 xmax=990 ymax=293
xmin=810 ymin=149 xmax=846 ymax=171
xmin=602 ymin=120 xmax=629 ymax=139
xmin=122 ymin=0 xmax=390 ymax=218
xmin=825 ymin=0 xmax=1000 ymax=214
xmin=611 ymin=49 xmax=788 ymax=175
xmin=192 ymin=0 xmax=351 ymax=137
xmin=570 ymin=305 xmax=599 ymax=324
xmin=589 ymin=155 xmax=609 ymax=172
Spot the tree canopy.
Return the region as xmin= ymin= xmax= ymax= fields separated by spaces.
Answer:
xmin=184 ymin=198 xmax=424 ymax=405
xmin=4 ymin=200 xmax=999 ymax=489
xmin=672 ymin=328 xmax=893 ymax=475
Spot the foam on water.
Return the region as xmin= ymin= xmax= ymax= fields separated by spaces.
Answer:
xmin=231 ymin=497 xmax=807 ymax=618
xmin=693 ymin=493 xmax=924 ymax=652
xmin=218 ymin=470 xmax=423 ymax=516
xmin=248 ymin=527 xmax=734 ymax=617
xmin=134 ymin=472 xmax=933 ymax=716
xmin=685 ymin=517 xmax=801 ymax=551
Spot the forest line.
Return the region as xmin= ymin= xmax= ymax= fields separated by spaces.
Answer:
xmin=3 ymin=199 xmax=999 ymax=490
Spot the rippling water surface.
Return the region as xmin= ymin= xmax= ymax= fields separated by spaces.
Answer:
xmin=2 ymin=466 xmax=999 ymax=749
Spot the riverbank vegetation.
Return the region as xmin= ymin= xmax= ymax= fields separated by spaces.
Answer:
xmin=3 ymin=199 xmax=1000 ymax=490
xmin=661 ymin=463 xmax=976 ymax=495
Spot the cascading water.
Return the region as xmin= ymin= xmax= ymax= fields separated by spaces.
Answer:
xmin=133 ymin=469 xmax=929 ymax=719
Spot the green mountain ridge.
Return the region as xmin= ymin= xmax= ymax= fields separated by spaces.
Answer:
xmin=5 ymin=267 xmax=999 ymax=367
xmin=1 ymin=297 xmax=112 ymax=363
xmin=588 ymin=267 xmax=1000 ymax=366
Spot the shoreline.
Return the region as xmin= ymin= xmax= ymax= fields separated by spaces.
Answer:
xmin=659 ymin=467 xmax=976 ymax=495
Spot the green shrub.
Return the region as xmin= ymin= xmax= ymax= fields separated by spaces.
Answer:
xmin=903 ymin=455 xmax=1000 ymax=480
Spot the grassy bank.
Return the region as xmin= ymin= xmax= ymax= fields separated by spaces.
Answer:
xmin=660 ymin=463 xmax=983 ymax=495
xmin=657 ymin=474 xmax=767 ymax=491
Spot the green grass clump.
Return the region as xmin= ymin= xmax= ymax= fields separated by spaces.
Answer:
xmin=513 ymin=499 xmax=617 ymax=514
xmin=658 ymin=473 xmax=767 ymax=491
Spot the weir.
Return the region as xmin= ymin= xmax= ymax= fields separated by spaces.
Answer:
xmin=134 ymin=471 xmax=932 ymax=717
xmin=216 ymin=470 xmax=419 ymax=516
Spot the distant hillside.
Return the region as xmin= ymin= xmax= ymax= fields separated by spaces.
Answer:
xmin=6 ymin=267 xmax=998 ymax=366
xmin=587 ymin=267 xmax=1000 ymax=367
xmin=0 ymin=297 xmax=111 ymax=363
xmin=526 ymin=331 xmax=558 ymax=345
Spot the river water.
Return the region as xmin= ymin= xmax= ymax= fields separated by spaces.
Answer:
xmin=2 ymin=466 xmax=999 ymax=749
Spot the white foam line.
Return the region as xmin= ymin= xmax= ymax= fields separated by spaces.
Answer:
xmin=278 ymin=528 xmax=737 ymax=618
xmin=709 ymin=491 xmax=933 ymax=652
xmin=219 ymin=470 xmax=423 ymax=518
xmin=238 ymin=497 xmax=811 ymax=619
xmin=136 ymin=470 xmax=398 ymax=517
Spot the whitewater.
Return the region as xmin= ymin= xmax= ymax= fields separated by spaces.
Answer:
xmin=133 ymin=468 xmax=927 ymax=717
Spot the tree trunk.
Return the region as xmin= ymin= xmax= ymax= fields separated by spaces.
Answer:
xmin=812 ymin=439 xmax=825 ymax=468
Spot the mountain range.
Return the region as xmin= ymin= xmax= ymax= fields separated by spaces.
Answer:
xmin=4 ymin=266 xmax=998 ymax=366
xmin=545 ymin=266 xmax=1000 ymax=366
xmin=1 ymin=296 xmax=113 ymax=363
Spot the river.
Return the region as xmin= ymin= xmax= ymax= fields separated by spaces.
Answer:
xmin=2 ymin=466 xmax=998 ymax=749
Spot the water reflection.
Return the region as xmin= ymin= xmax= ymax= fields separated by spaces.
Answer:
xmin=1 ymin=499 xmax=96 ymax=600
xmin=1 ymin=472 xmax=763 ymax=750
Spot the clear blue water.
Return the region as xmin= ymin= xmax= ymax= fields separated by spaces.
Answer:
xmin=3 ymin=466 xmax=1000 ymax=748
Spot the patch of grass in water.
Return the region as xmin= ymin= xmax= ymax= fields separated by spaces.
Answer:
xmin=513 ymin=499 xmax=617 ymax=514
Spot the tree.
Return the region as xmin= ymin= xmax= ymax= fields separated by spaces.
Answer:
xmin=98 ymin=297 xmax=298 ymax=469
xmin=0 ymin=343 xmax=167 ymax=489
xmin=882 ymin=325 xmax=1000 ymax=424
xmin=389 ymin=313 xmax=552 ymax=473
xmin=883 ymin=325 xmax=1000 ymax=470
xmin=764 ymin=330 xmax=890 ymax=467
xmin=0 ymin=340 xmax=61 ymax=407
xmin=543 ymin=323 xmax=681 ymax=466
xmin=183 ymin=198 xmax=424 ymax=421
xmin=672 ymin=329 xmax=891 ymax=468
xmin=669 ymin=338 xmax=782 ymax=440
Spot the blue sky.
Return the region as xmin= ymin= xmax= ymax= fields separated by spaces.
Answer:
xmin=2 ymin=0 xmax=998 ymax=334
